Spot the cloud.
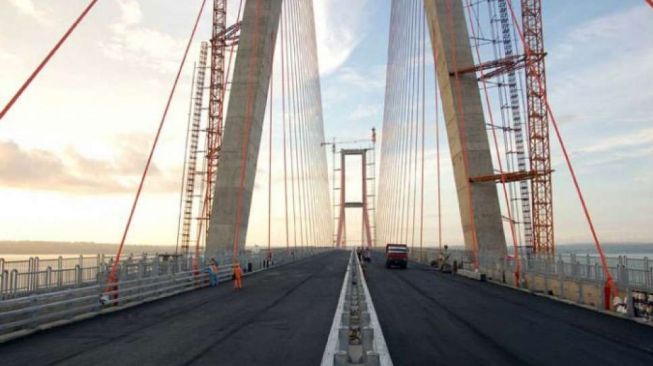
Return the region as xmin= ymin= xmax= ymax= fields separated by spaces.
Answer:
xmin=0 ymin=49 xmax=21 ymax=67
xmin=349 ymin=104 xmax=382 ymax=122
xmin=99 ymin=0 xmax=186 ymax=73
xmin=0 ymin=139 xmax=177 ymax=194
xmin=115 ymin=0 xmax=142 ymax=25
xmin=550 ymin=5 xmax=647 ymax=64
xmin=578 ymin=128 xmax=653 ymax=154
xmin=7 ymin=0 xmax=51 ymax=25
xmin=314 ymin=0 xmax=369 ymax=75
xmin=548 ymin=5 xmax=653 ymax=128
xmin=338 ymin=66 xmax=386 ymax=91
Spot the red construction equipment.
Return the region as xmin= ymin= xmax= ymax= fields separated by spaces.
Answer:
xmin=521 ymin=0 xmax=554 ymax=255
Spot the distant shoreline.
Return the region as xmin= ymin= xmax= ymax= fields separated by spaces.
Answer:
xmin=0 ymin=240 xmax=651 ymax=256
xmin=0 ymin=241 xmax=176 ymax=255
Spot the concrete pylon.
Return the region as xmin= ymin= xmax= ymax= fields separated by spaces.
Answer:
xmin=424 ymin=0 xmax=507 ymax=258
xmin=206 ymin=0 xmax=283 ymax=258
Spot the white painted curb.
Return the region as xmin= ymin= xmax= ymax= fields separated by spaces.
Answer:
xmin=357 ymin=255 xmax=393 ymax=366
xmin=321 ymin=251 xmax=353 ymax=365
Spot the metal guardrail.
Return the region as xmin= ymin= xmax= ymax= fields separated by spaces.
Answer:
xmin=0 ymin=247 xmax=331 ymax=342
xmin=407 ymin=247 xmax=653 ymax=321
xmin=408 ymin=247 xmax=653 ymax=292
xmin=0 ymin=248 xmax=326 ymax=299
xmin=321 ymin=250 xmax=392 ymax=366
xmin=0 ymin=254 xmax=167 ymax=299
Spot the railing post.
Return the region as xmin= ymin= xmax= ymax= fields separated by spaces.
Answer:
xmin=644 ymin=257 xmax=651 ymax=290
xmin=0 ymin=269 xmax=6 ymax=299
xmin=46 ymin=266 xmax=52 ymax=289
xmin=121 ymin=261 xmax=128 ymax=281
xmin=58 ymin=256 xmax=63 ymax=287
xmin=594 ymin=262 xmax=600 ymax=282
xmin=626 ymin=287 xmax=635 ymax=318
xmin=621 ymin=260 xmax=629 ymax=289
xmin=10 ymin=269 xmax=18 ymax=297
xmin=572 ymin=259 xmax=580 ymax=279
xmin=34 ymin=256 xmax=41 ymax=291
xmin=586 ymin=254 xmax=591 ymax=276
xmin=28 ymin=257 xmax=34 ymax=292
xmin=594 ymin=262 xmax=602 ymax=311
xmin=542 ymin=259 xmax=549 ymax=294
xmin=75 ymin=265 xmax=82 ymax=287
xmin=557 ymin=255 xmax=564 ymax=297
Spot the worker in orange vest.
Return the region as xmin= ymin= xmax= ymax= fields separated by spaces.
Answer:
xmin=233 ymin=263 xmax=243 ymax=290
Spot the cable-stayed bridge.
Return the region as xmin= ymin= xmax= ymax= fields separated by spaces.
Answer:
xmin=1 ymin=1 xmax=652 ymax=365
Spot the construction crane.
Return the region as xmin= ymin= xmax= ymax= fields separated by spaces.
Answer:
xmin=521 ymin=0 xmax=554 ymax=255
xmin=454 ymin=0 xmax=553 ymax=256
xmin=202 ymin=0 xmax=228 ymax=239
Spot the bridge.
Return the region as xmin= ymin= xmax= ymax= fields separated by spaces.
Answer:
xmin=1 ymin=0 xmax=653 ymax=365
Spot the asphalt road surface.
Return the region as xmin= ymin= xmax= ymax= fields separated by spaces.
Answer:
xmin=0 ymin=250 xmax=350 ymax=366
xmin=365 ymin=252 xmax=653 ymax=366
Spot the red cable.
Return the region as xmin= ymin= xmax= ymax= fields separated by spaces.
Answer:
xmin=410 ymin=0 xmax=420 ymax=251
xmin=289 ymin=0 xmax=308 ymax=249
xmin=419 ymin=5 xmax=426 ymax=257
xmin=289 ymin=0 xmax=305 ymax=248
xmin=646 ymin=0 xmax=653 ymax=9
xmin=106 ymin=0 xmax=208 ymax=287
xmin=401 ymin=0 xmax=418 ymax=246
xmin=268 ymin=39 xmax=273 ymax=259
xmin=504 ymin=0 xmax=614 ymax=290
xmin=280 ymin=10 xmax=290 ymax=253
xmin=435 ymin=42 xmax=443 ymax=255
xmin=0 ymin=0 xmax=99 ymax=120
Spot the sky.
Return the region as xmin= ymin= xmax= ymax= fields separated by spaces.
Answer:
xmin=0 ymin=0 xmax=651 ymax=249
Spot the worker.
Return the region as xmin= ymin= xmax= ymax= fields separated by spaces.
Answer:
xmin=207 ymin=258 xmax=220 ymax=287
xmin=363 ymin=247 xmax=371 ymax=262
xmin=233 ymin=263 xmax=243 ymax=290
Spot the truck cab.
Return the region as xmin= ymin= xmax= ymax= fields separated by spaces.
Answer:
xmin=385 ymin=244 xmax=408 ymax=269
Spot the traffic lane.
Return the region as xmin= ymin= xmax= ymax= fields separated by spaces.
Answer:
xmin=365 ymin=253 xmax=525 ymax=365
xmin=0 ymin=250 xmax=350 ymax=366
xmin=365 ymin=252 xmax=653 ymax=366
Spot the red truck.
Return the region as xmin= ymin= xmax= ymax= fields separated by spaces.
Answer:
xmin=385 ymin=244 xmax=408 ymax=269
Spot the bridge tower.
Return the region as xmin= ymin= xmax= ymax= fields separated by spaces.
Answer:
xmin=205 ymin=0 xmax=284 ymax=258
xmin=424 ymin=0 xmax=507 ymax=259
xmin=335 ymin=149 xmax=374 ymax=249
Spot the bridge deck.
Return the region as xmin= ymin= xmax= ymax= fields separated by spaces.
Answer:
xmin=365 ymin=252 xmax=653 ymax=365
xmin=0 ymin=251 xmax=350 ymax=366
